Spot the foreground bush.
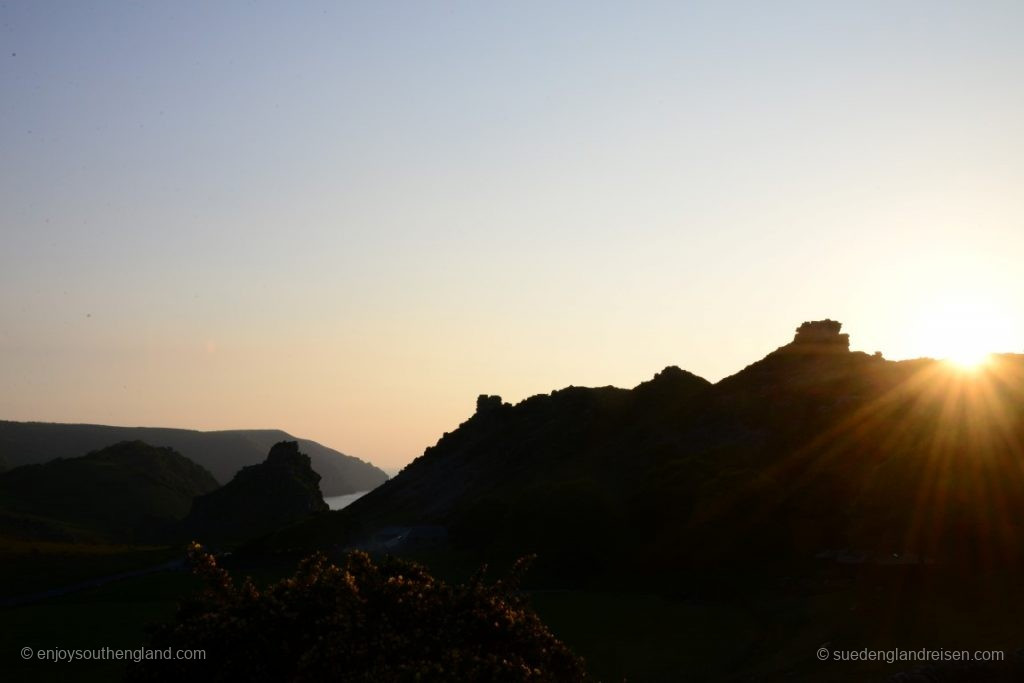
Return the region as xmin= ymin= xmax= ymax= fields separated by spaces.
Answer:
xmin=127 ymin=543 xmax=586 ymax=682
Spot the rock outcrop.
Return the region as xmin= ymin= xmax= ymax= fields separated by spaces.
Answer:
xmin=184 ymin=441 xmax=328 ymax=545
xmin=787 ymin=319 xmax=850 ymax=352
xmin=475 ymin=395 xmax=505 ymax=415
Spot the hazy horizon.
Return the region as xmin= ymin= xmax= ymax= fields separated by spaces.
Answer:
xmin=3 ymin=1 xmax=1023 ymax=470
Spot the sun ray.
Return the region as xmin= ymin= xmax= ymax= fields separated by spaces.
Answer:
xmin=909 ymin=292 xmax=1015 ymax=369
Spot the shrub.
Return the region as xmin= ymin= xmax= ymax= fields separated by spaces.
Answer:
xmin=127 ymin=543 xmax=587 ymax=682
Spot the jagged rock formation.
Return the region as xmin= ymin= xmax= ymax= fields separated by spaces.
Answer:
xmin=0 ymin=423 xmax=387 ymax=496
xmin=791 ymin=319 xmax=850 ymax=349
xmin=184 ymin=441 xmax=328 ymax=545
xmin=0 ymin=441 xmax=218 ymax=543
xmin=475 ymin=394 xmax=505 ymax=414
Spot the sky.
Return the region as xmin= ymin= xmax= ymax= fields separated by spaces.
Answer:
xmin=2 ymin=1 xmax=1023 ymax=471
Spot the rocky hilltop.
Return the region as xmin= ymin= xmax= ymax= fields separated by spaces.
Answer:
xmin=789 ymin=319 xmax=850 ymax=350
xmin=260 ymin=321 xmax=1024 ymax=585
xmin=184 ymin=441 xmax=329 ymax=545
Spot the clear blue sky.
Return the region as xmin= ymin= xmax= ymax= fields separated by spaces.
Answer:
xmin=3 ymin=1 xmax=1023 ymax=468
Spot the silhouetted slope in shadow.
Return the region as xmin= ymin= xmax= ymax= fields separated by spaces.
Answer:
xmin=184 ymin=441 xmax=328 ymax=545
xmin=0 ymin=440 xmax=218 ymax=543
xmin=0 ymin=422 xmax=387 ymax=496
xmin=259 ymin=321 xmax=1024 ymax=585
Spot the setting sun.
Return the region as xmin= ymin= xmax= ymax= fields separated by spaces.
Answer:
xmin=908 ymin=293 xmax=1014 ymax=370
xmin=945 ymin=348 xmax=991 ymax=371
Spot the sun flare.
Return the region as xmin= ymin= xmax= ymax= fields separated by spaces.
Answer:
xmin=944 ymin=347 xmax=991 ymax=371
xmin=910 ymin=294 xmax=1012 ymax=370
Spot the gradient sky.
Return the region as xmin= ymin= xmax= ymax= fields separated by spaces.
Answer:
xmin=2 ymin=1 xmax=1023 ymax=470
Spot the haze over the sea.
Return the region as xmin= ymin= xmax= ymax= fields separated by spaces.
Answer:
xmin=2 ymin=2 xmax=1023 ymax=469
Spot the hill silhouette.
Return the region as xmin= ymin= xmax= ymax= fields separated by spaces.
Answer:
xmin=0 ymin=441 xmax=218 ymax=543
xmin=183 ymin=441 xmax=329 ymax=545
xmin=0 ymin=422 xmax=387 ymax=496
xmin=257 ymin=320 xmax=1024 ymax=583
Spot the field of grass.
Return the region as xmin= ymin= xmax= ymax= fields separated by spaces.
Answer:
xmin=2 ymin=571 xmax=201 ymax=682
xmin=0 ymin=539 xmax=182 ymax=598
